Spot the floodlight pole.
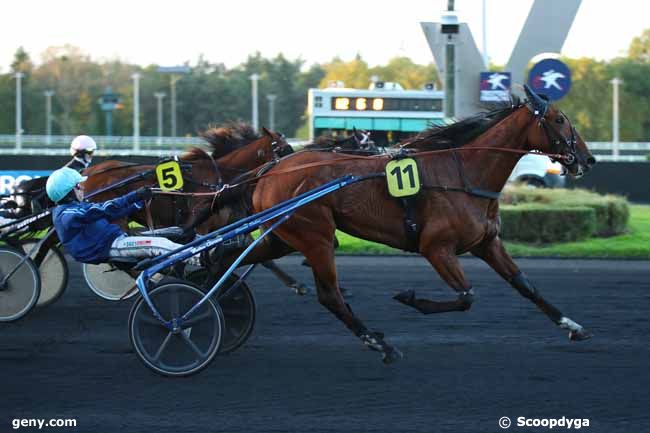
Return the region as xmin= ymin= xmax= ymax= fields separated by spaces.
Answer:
xmin=267 ymin=94 xmax=277 ymax=131
xmin=14 ymin=72 xmax=24 ymax=151
xmin=444 ymin=1 xmax=455 ymax=118
xmin=170 ymin=75 xmax=180 ymax=138
xmin=482 ymin=0 xmax=488 ymax=68
xmin=132 ymin=73 xmax=141 ymax=151
xmin=44 ymin=90 xmax=54 ymax=145
xmin=250 ymin=73 xmax=260 ymax=131
xmin=154 ymin=92 xmax=166 ymax=145
xmin=610 ymin=77 xmax=622 ymax=160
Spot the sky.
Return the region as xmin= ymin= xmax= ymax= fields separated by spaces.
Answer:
xmin=0 ymin=0 xmax=647 ymax=72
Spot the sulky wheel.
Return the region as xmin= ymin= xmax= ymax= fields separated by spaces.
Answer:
xmin=0 ymin=246 xmax=41 ymax=322
xmin=187 ymin=269 xmax=256 ymax=354
xmin=128 ymin=281 xmax=224 ymax=377
xmin=83 ymin=263 xmax=139 ymax=301
xmin=21 ymin=240 xmax=68 ymax=308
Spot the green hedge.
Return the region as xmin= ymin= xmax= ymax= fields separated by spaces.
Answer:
xmin=500 ymin=204 xmax=596 ymax=243
xmin=501 ymin=186 xmax=629 ymax=237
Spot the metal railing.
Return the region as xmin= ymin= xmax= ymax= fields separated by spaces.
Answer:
xmin=588 ymin=142 xmax=650 ymax=162
xmin=0 ymin=135 xmax=647 ymax=160
xmin=0 ymin=135 xmax=308 ymax=157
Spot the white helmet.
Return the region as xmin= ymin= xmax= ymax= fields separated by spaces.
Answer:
xmin=70 ymin=135 xmax=97 ymax=156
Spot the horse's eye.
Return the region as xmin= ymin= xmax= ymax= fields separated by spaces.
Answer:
xmin=555 ymin=116 xmax=565 ymax=124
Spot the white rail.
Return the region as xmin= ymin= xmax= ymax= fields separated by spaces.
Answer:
xmin=0 ymin=135 xmax=307 ymax=157
xmin=0 ymin=135 xmax=646 ymax=160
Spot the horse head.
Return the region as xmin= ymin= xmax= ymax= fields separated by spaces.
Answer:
xmin=523 ymin=84 xmax=595 ymax=177
xmin=261 ymin=126 xmax=293 ymax=158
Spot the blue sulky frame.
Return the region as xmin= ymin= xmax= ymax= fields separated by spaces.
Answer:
xmin=133 ymin=174 xmax=379 ymax=332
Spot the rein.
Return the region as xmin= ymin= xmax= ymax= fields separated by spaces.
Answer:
xmin=149 ymin=146 xmax=568 ymax=202
xmin=86 ymin=162 xmax=150 ymax=177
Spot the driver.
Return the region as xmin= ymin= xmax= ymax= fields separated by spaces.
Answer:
xmin=46 ymin=167 xmax=200 ymax=266
xmin=66 ymin=135 xmax=97 ymax=171
xmin=0 ymin=135 xmax=98 ymax=222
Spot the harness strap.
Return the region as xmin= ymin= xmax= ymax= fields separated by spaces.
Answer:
xmin=400 ymin=196 xmax=420 ymax=252
xmin=450 ymin=150 xmax=501 ymax=200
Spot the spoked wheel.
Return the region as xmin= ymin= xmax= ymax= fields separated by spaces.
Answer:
xmin=83 ymin=263 xmax=139 ymax=301
xmin=187 ymin=269 xmax=256 ymax=354
xmin=0 ymin=246 xmax=41 ymax=322
xmin=21 ymin=240 xmax=68 ymax=308
xmin=128 ymin=282 xmax=224 ymax=377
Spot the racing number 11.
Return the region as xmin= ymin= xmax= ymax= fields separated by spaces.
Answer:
xmin=385 ymin=158 xmax=420 ymax=198
xmin=390 ymin=164 xmax=416 ymax=190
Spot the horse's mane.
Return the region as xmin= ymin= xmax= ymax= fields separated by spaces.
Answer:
xmin=200 ymin=122 xmax=260 ymax=158
xmin=180 ymin=146 xmax=213 ymax=162
xmin=406 ymin=96 xmax=523 ymax=150
xmin=303 ymin=134 xmax=353 ymax=151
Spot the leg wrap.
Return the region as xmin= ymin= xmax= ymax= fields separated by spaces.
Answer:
xmin=509 ymin=272 xmax=539 ymax=301
xmin=510 ymin=271 xmax=563 ymax=323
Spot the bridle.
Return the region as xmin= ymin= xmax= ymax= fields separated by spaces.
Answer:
xmin=536 ymin=110 xmax=578 ymax=166
xmin=524 ymin=83 xmax=578 ymax=168
xmin=270 ymin=134 xmax=294 ymax=158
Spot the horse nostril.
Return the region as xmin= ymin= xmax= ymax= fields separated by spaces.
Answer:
xmin=587 ymin=156 xmax=596 ymax=165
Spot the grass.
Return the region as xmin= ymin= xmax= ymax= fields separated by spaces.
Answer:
xmin=336 ymin=205 xmax=650 ymax=259
xmin=11 ymin=207 xmax=649 ymax=260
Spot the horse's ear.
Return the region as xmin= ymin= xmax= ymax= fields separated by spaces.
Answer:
xmin=261 ymin=126 xmax=272 ymax=137
xmin=523 ymin=84 xmax=548 ymax=118
xmin=352 ymin=126 xmax=357 ymax=135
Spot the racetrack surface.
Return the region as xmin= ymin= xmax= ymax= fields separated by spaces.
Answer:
xmin=1 ymin=256 xmax=649 ymax=433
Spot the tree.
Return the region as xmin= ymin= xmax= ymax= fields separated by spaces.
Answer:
xmin=628 ymin=28 xmax=650 ymax=63
xmin=318 ymin=54 xmax=371 ymax=89
xmin=370 ymin=56 xmax=440 ymax=89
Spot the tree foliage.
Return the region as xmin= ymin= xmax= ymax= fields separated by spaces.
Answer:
xmin=1 ymin=28 xmax=649 ymax=141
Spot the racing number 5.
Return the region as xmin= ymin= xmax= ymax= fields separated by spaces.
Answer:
xmin=160 ymin=166 xmax=177 ymax=189
xmin=156 ymin=161 xmax=184 ymax=191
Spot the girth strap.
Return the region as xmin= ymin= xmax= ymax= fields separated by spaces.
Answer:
xmin=400 ymin=196 xmax=420 ymax=252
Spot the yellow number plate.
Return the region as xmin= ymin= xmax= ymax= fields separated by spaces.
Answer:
xmin=155 ymin=160 xmax=184 ymax=191
xmin=385 ymin=158 xmax=420 ymax=198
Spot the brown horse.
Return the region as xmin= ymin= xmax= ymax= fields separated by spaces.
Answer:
xmin=82 ymin=124 xmax=306 ymax=293
xmin=83 ymin=124 xmax=291 ymax=232
xmin=246 ymin=86 xmax=595 ymax=362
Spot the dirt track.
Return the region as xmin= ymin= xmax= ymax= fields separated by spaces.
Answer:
xmin=2 ymin=256 xmax=649 ymax=433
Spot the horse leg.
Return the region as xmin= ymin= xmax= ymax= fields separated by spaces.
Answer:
xmin=308 ymin=247 xmax=402 ymax=363
xmin=216 ymin=235 xmax=311 ymax=295
xmin=259 ymin=233 xmax=310 ymax=295
xmin=261 ymin=261 xmax=309 ymax=295
xmin=394 ymin=248 xmax=475 ymax=314
xmin=276 ymin=224 xmax=401 ymax=363
xmin=300 ymin=235 xmax=352 ymax=296
xmin=472 ymin=236 xmax=591 ymax=341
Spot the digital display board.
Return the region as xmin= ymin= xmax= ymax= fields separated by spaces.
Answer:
xmin=331 ymin=97 xmax=442 ymax=112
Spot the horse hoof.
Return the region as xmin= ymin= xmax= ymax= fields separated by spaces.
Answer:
xmin=382 ymin=347 xmax=403 ymax=364
xmin=393 ymin=289 xmax=415 ymax=306
xmin=291 ymin=283 xmax=309 ymax=296
xmin=569 ymin=329 xmax=592 ymax=341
